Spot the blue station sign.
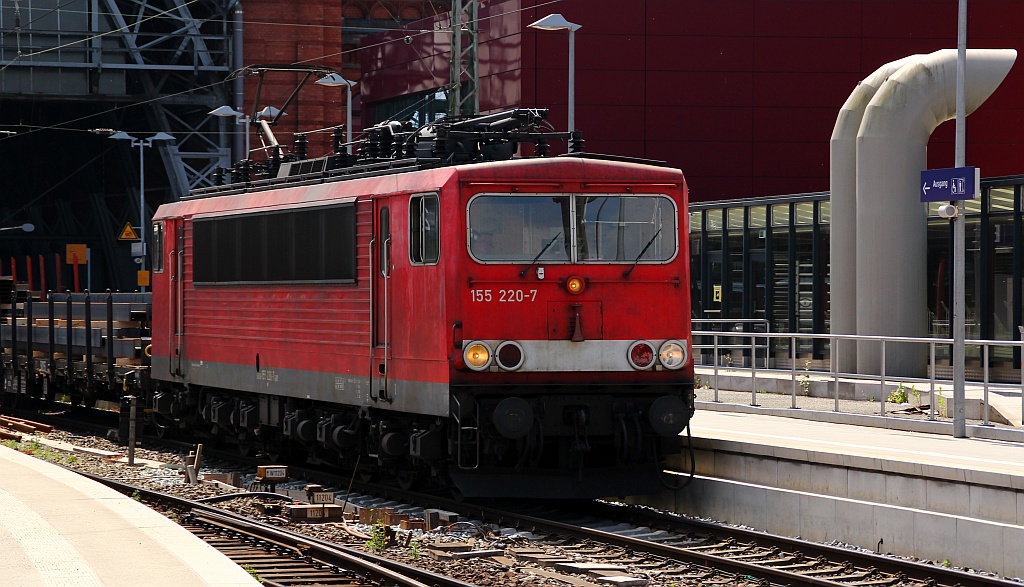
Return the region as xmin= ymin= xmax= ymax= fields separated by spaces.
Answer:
xmin=920 ymin=166 xmax=980 ymax=202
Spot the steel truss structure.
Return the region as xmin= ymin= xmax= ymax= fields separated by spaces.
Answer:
xmin=448 ymin=0 xmax=477 ymax=116
xmin=0 ymin=0 xmax=237 ymax=288
xmin=0 ymin=0 xmax=236 ymax=197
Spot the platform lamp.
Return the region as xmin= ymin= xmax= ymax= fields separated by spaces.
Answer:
xmin=107 ymin=131 xmax=175 ymax=292
xmin=209 ymin=105 xmax=251 ymax=161
xmin=527 ymin=13 xmax=581 ymax=133
xmin=315 ymin=72 xmax=357 ymax=154
xmin=0 ymin=224 xmax=34 ymax=233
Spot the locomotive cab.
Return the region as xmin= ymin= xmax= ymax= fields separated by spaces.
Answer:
xmin=445 ymin=158 xmax=695 ymax=497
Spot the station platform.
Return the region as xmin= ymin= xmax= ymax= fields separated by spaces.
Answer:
xmin=633 ymin=407 xmax=1024 ymax=579
xmin=0 ymin=445 xmax=259 ymax=587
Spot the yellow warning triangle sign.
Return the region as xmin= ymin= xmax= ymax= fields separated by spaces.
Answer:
xmin=118 ymin=222 xmax=140 ymax=241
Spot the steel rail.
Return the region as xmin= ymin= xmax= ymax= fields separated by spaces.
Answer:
xmin=71 ymin=470 xmax=476 ymax=587
xmin=509 ymin=502 xmax=1021 ymax=587
xmin=347 ymin=480 xmax=1018 ymax=587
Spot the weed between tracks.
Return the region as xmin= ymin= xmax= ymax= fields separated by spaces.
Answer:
xmin=242 ymin=564 xmax=261 ymax=581
xmin=3 ymin=439 xmax=79 ymax=465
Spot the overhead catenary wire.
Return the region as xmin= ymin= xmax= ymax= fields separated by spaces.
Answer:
xmin=0 ymin=0 xmax=568 ymax=145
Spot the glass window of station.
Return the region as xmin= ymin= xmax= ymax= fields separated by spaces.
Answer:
xmin=688 ymin=175 xmax=1024 ymax=375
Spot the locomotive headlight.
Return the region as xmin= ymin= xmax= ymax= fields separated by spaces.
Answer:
xmin=565 ymin=275 xmax=586 ymax=295
xmin=464 ymin=341 xmax=492 ymax=371
xmin=627 ymin=340 xmax=656 ymax=370
xmin=658 ymin=340 xmax=688 ymax=369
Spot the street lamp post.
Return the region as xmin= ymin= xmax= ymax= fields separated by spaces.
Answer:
xmin=952 ymin=0 xmax=968 ymax=437
xmin=109 ymin=131 xmax=174 ymax=292
xmin=315 ymin=73 xmax=357 ymax=154
xmin=528 ymin=14 xmax=582 ymax=133
xmin=209 ymin=105 xmax=252 ymax=161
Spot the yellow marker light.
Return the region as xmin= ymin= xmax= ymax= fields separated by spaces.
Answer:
xmin=464 ymin=341 xmax=492 ymax=371
xmin=566 ymin=275 xmax=586 ymax=295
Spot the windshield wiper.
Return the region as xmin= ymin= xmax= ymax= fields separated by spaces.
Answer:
xmin=520 ymin=232 xmax=562 ymax=277
xmin=622 ymin=229 xmax=661 ymax=278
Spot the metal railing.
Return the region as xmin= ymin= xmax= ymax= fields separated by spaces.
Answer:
xmin=692 ymin=330 xmax=1024 ymax=426
xmin=691 ymin=319 xmax=770 ymax=368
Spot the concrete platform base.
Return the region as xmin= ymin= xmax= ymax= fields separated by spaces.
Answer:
xmin=634 ymin=475 xmax=1024 ymax=578
xmin=632 ymin=411 xmax=1024 ymax=580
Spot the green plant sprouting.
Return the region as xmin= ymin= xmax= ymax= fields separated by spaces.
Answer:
xmin=366 ymin=520 xmax=389 ymax=551
xmin=243 ymin=564 xmax=262 ymax=581
xmin=799 ymin=360 xmax=812 ymax=396
xmin=888 ymin=382 xmax=909 ymax=404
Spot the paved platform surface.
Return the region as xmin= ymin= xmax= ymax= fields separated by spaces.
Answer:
xmin=691 ymin=410 xmax=1024 ymax=489
xmin=696 ymin=366 xmax=1024 ymax=427
xmin=0 ymin=445 xmax=259 ymax=587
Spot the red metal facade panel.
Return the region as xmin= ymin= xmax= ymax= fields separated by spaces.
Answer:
xmin=359 ymin=0 xmax=1024 ymax=202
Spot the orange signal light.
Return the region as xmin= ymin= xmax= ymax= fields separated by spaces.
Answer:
xmin=566 ymin=275 xmax=586 ymax=295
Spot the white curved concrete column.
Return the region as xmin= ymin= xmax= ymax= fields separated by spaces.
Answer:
xmin=855 ymin=49 xmax=1016 ymax=376
xmin=830 ymin=56 xmax=919 ymax=373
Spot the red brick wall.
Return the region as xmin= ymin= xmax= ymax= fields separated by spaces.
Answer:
xmin=242 ymin=0 xmax=343 ymax=156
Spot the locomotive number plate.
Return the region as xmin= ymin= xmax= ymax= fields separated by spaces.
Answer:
xmin=471 ymin=289 xmax=537 ymax=303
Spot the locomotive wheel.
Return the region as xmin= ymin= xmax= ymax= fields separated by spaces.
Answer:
xmin=151 ymin=413 xmax=175 ymax=440
xmin=237 ymin=433 xmax=254 ymax=457
xmin=395 ymin=469 xmax=418 ymax=490
xmin=1 ymin=390 xmax=19 ymax=410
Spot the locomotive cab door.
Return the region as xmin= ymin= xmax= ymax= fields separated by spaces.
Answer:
xmin=371 ymin=201 xmax=391 ymax=402
xmin=164 ymin=218 xmax=186 ymax=377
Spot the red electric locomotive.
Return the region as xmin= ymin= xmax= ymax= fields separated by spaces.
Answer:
xmin=146 ymin=105 xmax=694 ymax=498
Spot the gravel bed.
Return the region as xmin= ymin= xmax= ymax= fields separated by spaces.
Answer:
xmin=0 ymin=420 xmax=692 ymax=586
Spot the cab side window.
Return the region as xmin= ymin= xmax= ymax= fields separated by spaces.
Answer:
xmin=152 ymin=222 xmax=164 ymax=272
xmin=410 ymin=193 xmax=439 ymax=265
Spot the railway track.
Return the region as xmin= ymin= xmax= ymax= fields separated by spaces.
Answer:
xmin=341 ymin=481 xmax=1019 ymax=587
xmin=9 ymin=409 xmax=1021 ymax=587
xmin=71 ymin=470 xmax=476 ymax=587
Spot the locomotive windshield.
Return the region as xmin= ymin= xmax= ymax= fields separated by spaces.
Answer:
xmin=468 ymin=194 xmax=677 ymax=263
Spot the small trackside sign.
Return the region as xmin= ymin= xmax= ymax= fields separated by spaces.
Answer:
xmin=310 ymin=491 xmax=335 ymax=504
xmin=118 ymin=222 xmax=140 ymax=241
xmin=921 ymin=166 xmax=979 ymax=202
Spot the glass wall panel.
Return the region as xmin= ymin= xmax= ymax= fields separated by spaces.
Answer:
xmin=749 ymin=205 xmax=767 ymax=228
xmin=690 ymin=212 xmax=702 ymax=318
xmin=771 ymin=204 xmax=791 ymax=339
xmin=795 ymin=224 xmax=814 ymax=354
xmin=686 ymin=179 xmax=1024 ymax=378
xmin=727 ymin=208 xmax=744 ymax=318
xmin=988 ymin=188 xmax=1015 ymax=361
xmin=927 ymin=218 xmax=952 ymax=339
xmin=705 ymin=210 xmax=723 ymax=323
xmin=747 ymin=206 xmax=767 ymax=322
xmin=794 ymin=202 xmax=814 ymax=226
xmin=817 ymin=202 xmax=831 ymax=348
xmin=772 ymin=203 xmax=789 ymax=226
xmin=966 ymin=216 xmax=981 ymax=347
